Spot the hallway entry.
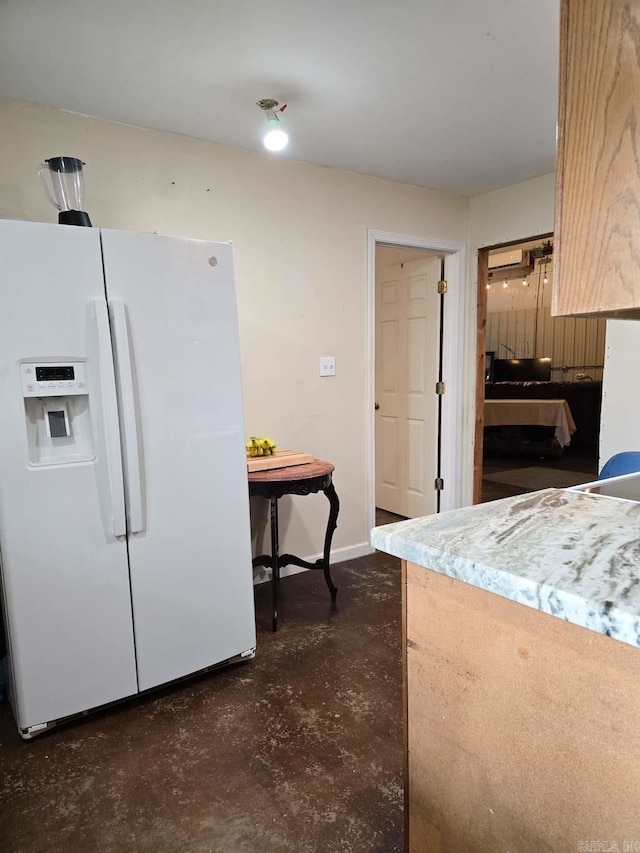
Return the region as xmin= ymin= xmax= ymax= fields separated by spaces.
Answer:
xmin=374 ymin=247 xmax=444 ymax=519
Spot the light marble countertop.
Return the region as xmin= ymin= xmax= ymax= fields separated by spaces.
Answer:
xmin=371 ymin=489 xmax=640 ymax=649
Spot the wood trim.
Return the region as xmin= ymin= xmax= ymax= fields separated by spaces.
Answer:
xmin=481 ymin=232 xmax=553 ymax=253
xmin=473 ymin=248 xmax=489 ymax=504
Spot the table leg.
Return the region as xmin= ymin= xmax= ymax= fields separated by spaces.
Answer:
xmin=322 ymin=482 xmax=340 ymax=601
xmin=270 ymin=495 xmax=280 ymax=632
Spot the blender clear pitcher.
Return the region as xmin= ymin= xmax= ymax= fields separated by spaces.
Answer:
xmin=37 ymin=157 xmax=92 ymax=226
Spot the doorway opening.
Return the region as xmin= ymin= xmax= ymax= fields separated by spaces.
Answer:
xmin=474 ymin=234 xmax=605 ymax=504
xmin=375 ymin=246 xmax=444 ymax=526
xmin=368 ymin=230 xmax=466 ymax=532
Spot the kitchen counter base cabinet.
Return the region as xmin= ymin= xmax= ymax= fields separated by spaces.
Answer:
xmin=402 ymin=559 xmax=640 ymax=852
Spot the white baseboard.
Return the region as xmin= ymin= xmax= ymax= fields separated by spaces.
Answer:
xmin=252 ymin=541 xmax=374 ymax=585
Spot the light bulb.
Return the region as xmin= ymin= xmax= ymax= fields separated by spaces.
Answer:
xmin=486 ymin=283 xmax=491 ymax=290
xmin=503 ymin=280 xmax=508 ymax=289
xmin=522 ymin=277 xmax=528 ymax=286
xmin=263 ymin=128 xmax=289 ymax=152
xmin=544 ymin=273 xmax=548 ymax=284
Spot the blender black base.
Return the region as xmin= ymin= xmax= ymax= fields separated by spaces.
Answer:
xmin=58 ymin=210 xmax=92 ymax=227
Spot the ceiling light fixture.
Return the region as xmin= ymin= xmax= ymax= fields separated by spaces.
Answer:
xmin=541 ymin=257 xmax=550 ymax=284
xmin=503 ymin=280 xmax=508 ymax=289
xmin=257 ymin=98 xmax=289 ymax=152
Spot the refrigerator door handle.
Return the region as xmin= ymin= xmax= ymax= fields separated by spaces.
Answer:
xmin=91 ymin=299 xmax=127 ymax=538
xmin=109 ymin=300 xmax=144 ymax=534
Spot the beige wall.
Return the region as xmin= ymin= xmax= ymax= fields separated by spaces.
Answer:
xmin=464 ymin=173 xmax=557 ymax=493
xmin=0 ymin=98 xmax=469 ymax=563
xmin=468 ymin=172 xmax=556 ymax=250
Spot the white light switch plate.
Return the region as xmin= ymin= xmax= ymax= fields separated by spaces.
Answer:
xmin=319 ymin=357 xmax=336 ymax=377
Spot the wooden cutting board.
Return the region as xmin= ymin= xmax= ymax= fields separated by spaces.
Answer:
xmin=246 ymin=449 xmax=314 ymax=473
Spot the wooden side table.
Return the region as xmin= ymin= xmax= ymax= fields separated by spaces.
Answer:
xmin=248 ymin=460 xmax=339 ymax=631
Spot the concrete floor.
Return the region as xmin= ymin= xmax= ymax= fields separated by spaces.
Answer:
xmin=374 ymin=508 xmax=407 ymax=527
xmin=481 ymin=450 xmax=598 ymax=502
xmin=0 ymin=553 xmax=403 ymax=853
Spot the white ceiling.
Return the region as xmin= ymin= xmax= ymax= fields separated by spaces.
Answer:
xmin=0 ymin=0 xmax=560 ymax=196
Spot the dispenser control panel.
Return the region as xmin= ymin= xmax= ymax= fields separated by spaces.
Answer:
xmin=21 ymin=362 xmax=88 ymax=397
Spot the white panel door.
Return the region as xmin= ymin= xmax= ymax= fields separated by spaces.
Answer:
xmin=375 ymin=257 xmax=441 ymax=518
xmin=100 ymin=230 xmax=256 ymax=691
xmin=0 ymin=220 xmax=138 ymax=732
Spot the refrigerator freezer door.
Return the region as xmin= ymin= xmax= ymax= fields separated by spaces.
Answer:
xmin=100 ymin=230 xmax=256 ymax=691
xmin=0 ymin=220 xmax=138 ymax=732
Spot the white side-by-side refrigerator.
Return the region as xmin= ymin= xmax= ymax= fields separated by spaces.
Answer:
xmin=0 ymin=219 xmax=256 ymax=737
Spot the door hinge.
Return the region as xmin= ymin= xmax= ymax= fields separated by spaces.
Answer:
xmin=435 ymin=381 xmax=446 ymax=395
xmin=437 ymin=280 xmax=448 ymax=294
xmin=434 ymin=478 xmax=444 ymax=491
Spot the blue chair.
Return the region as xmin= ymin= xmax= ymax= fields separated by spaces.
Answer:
xmin=599 ymin=451 xmax=640 ymax=480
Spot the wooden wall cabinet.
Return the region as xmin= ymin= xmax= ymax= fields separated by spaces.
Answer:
xmin=554 ymin=0 xmax=640 ymax=318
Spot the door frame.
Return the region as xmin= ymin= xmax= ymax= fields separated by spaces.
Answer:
xmin=473 ymin=232 xmax=554 ymax=504
xmin=367 ymin=229 xmax=467 ymax=535
xmin=474 ymin=246 xmax=489 ymax=504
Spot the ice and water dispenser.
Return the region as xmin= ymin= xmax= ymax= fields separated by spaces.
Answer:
xmin=21 ymin=362 xmax=94 ymax=465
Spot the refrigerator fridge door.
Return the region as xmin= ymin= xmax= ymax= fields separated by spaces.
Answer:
xmin=100 ymin=230 xmax=256 ymax=691
xmin=0 ymin=220 xmax=138 ymax=734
